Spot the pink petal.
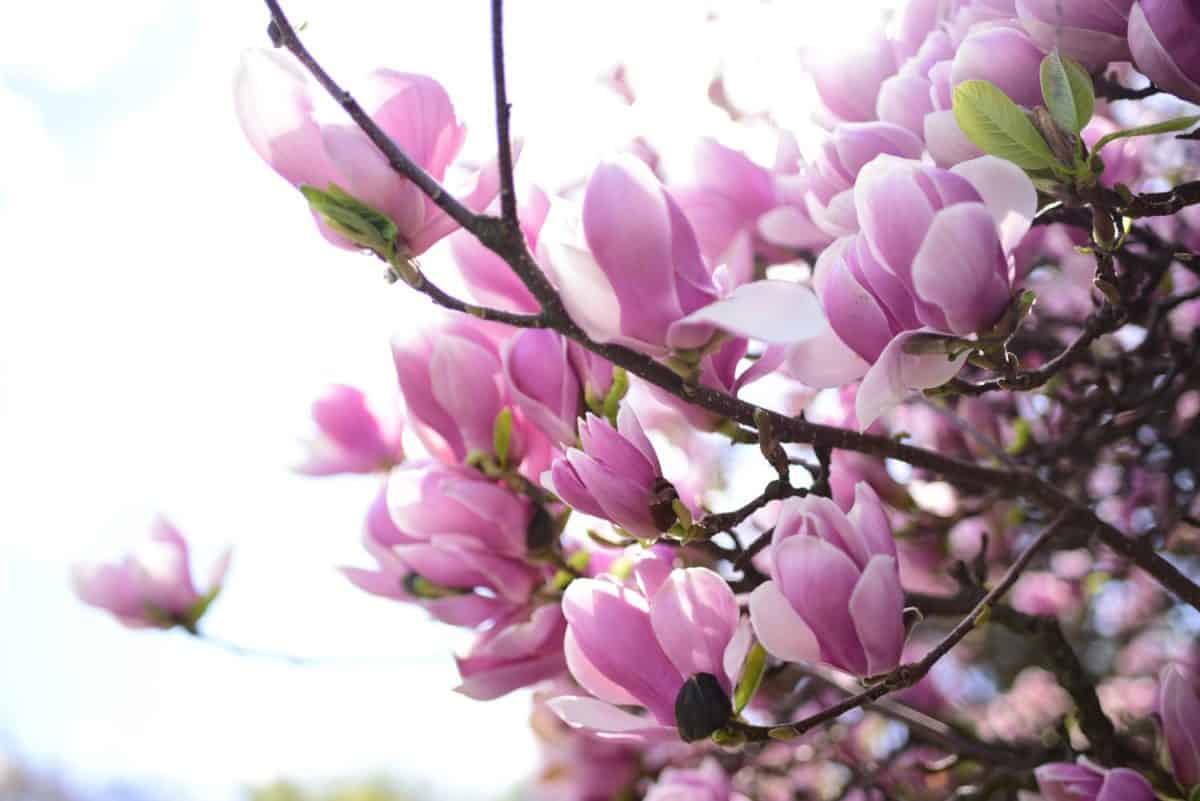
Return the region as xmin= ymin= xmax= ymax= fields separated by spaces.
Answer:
xmin=748 ymin=580 xmax=822 ymax=664
xmin=650 ymin=568 xmax=740 ymax=691
xmin=670 ymin=280 xmax=826 ymax=345
xmin=856 ymin=332 xmax=970 ymax=430
xmin=782 ymin=326 xmax=871 ymax=388
xmin=950 ymin=156 xmax=1037 ymax=254
xmin=849 ymin=555 xmax=906 ymax=676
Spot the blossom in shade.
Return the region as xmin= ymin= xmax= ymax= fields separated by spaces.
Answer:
xmin=1159 ymin=662 xmax=1200 ymax=787
xmin=1016 ymin=0 xmax=1134 ymax=65
xmin=234 ymin=49 xmax=504 ymax=255
xmin=1034 ymin=761 xmax=1155 ymax=801
xmin=454 ymin=603 xmax=568 ymax=700
xmin=294 ymin=384 xmax=404 ymax=476
xmin=1128 ymin=0 xmax=1200 ymax=105
xmin=72 ymin=519 xmax=231 ymax=630
xmin=750 ymin=483 xmax=905 ymax=676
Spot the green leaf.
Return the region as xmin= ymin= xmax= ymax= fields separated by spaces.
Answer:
xmin=1040 ymin=51 xmax=1094 ymax=134
xmin=300 ymin=183 xmax=398 ymax=257
xmin=1091 ymin=115 xmax=1200 ymax=156
xmin=733 ymin=642 xmax=768 ymax=714
xmin=184 ymin=584 xmax=223 ymax=629
xmin=492 ymin=407 xmax=513 ymax=470
xmin=953 ymin=80 xmax=1060 ymax=171
xmin=601 ymin=367 xmax=629 ymax=426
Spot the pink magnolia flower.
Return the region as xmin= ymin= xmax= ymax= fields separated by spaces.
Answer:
xmin=545 ymin=406 xmax=678 ymax=540
xmin=785 ymin=155 xmax=1037 ymax=428
xmin=503 ymin=329 xmax=583 ymax=446
xmin=449 ymin=186 xmax=548 ymax=314
xmin=1129 ymin=0 xmax=1200 ymax=105
xmin=1017 ymin=0 xmax=1134 ymax=65
xmin=808 ymin=24 xmax=899 ymax=122
xmin=386 ymin=461 xmax=534 ymax=558
xmin=1160 ymin=662 xmax=1200 ymax=787
xmin=749 ymin=483 xmax=905 ymax=676
xmin=805 ymin=122 xmax=926 ymax=238
xmin=671 ymin=136 xmax=828 ymax=286
xmin=392 ymin=316 xmax=532 ymax=467
xmin=72 ymin=519 xmax=230 ymax=630
xmin=646 ymin=759 xmax=747 ymax=801
xmin=550 ymin=567 xmax=747 ymax=742
xmin=951 ymin=24 xmax=1046 ymax=109
xmin=1034 ymin=761 xmax=1155 ymax=801
xmin=294 ymin=384 xmax=404 ymax=476
xmin=454 ymin=603 xmax=567 ymax=700
xmin=538 ymin=156 xmax=720 ymax=356
xmin=876 ymin=30 xmax=955 ymax=138
xmin=235 ymin=49 xmax=503 ymax=256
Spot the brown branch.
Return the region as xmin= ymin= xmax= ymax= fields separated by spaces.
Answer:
xmin=490 ymin=0 xmax=519 ymax=226
xmin=1093 ymin=74 xmax=1160 ymax=102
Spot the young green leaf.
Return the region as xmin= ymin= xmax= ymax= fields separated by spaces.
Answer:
xmin=1040 ymin=51 xmax=1094 ymax=134
xmin=300 ymin=183 xmax=399 ymax=258
xmin=492 ymin=407 xmax=514 ymax=469
xmin=953 ymin=80 xmax=1060 ymax=171
xmin=1090 ymin=115 xmax=1200 ymax=157
xmin=733 ymin=642 xmax=768 ymax=714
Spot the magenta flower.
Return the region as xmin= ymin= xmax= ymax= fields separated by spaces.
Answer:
xmin=235 ymin=49 xmax=503 ymax=256
xmin=1035 ymin=761 xmax=1155 ymax=801
xmin=544 ymin=406 xmax=675 ymax=540
xmin=876 ymin=30 xmax=954 ymax=138
xmin=386 ymin=461 xmax=533 ymax=558
xmin=805 ymin=122 xmax=925 ymax=237
xmin=1129 ymin=0 xmax=1200 ymax=105
xmin=951 ymin=24 xmax=1046 ymax=109
xmin=750 ymin=483 xmax=905 ymax=676
xmin=503 ymin=329 xmax=583 ymax=446
xmin=645 ymin=759 xmax=744 ymax=801
xmin=293 ymin=384 xmax=403 ymax=476
xmin=538 ymin=156 xmax=719 ymax=356
xmin=550 ymin=567 xmax=745 ymax=741
xmin=1160 ymin=663 xmax=1200 ymax=787
xmin=392 ymin=316 xmax=530 ymax=467
xmin=72 ymin=519 xmax=230 ymax=630
xmin=454 ymin=603 xmax=567 ymax=700
xmin=786 ymin=155 xmax=1036 ymax=427
xmin=1017 ymin=0 xmax=1134 ymax=65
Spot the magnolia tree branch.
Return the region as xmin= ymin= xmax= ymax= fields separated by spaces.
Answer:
xmin=490 ymin=0 xmax=519 ymax=226
xmin=259 ymin=0 xmax=1200 ymax=615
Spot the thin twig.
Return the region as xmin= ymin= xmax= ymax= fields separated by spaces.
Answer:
xmin=490 ymin=0 xmax=519 ymax=226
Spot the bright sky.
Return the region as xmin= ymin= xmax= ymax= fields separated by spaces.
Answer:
xmin=0 ymin=1 xmax=892 ymax=797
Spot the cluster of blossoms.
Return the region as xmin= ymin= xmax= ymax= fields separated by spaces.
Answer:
xmin=73 ymin=0 xmax=1200 ymax=799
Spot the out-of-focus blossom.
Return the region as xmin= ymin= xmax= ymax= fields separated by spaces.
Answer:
xmin=1160 ymin=662 xmax=1200 ymax=787
xmin=809 ymin=24 xmax=898 ymax=122
xmin=1129 ymin=0 xmax=1200 ymax=105
xmin=386 ymin=461 xmax=533 ymax=558
xmin=805 ymin=123 xmax=925 ymax=238
xmin=551 ymin=567 xmax=745 ymax=741
xmin=546 ymin=406 xmax=676 ymax=540
xmin=672 ymin=136 xmax=830 ymax=286
xmin=392 ymin=316 xmax=532 ymax=467
xmin=787 ymin=155 xmax=1036 ymax=428
xmin=72 ymin=519 xmax=231 ymax=630
xmin=503 ymin=329 xmax=583 ymax=446
xmin=646 ymin=759 xmax=745 ymax=801
xmin=294 ymin=384 xmax=404 ymax=476
xmin=750 ymin=483 xmax=905 ymax=676
xmin=235 ymin=50 xmax=502 ymax=255
xmin=538 ymin=157 xmax=719 ymax=356
xmin=454 ymin=603 xmax=567 ymax=700
xmin=1016 ymin=0 xmax=1134 ymax=65
xmin=449 ymin=186 xmax=548 ymax=314
xmin=1035 ymin=761 xmax=1155 ymax=801
xmin=877 ymin=30 xmax=954 ymax=137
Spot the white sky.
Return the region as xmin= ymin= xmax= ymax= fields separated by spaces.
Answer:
xmin=0 ymin=0 xmax=892 ymax=796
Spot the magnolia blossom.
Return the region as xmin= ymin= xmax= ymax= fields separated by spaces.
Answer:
xmin=1129 ymin=0 xmax=1200 ymax=105
xmin=645 ymin=759 xmax=745 ymax=801
xmin=876 ymin=29 xmax=954 ymax=138
xmin=808 ymin=24 xmax=898 ymax=122
xmin=1160 ymin=663 xmax=1200 ymax=787
xmin=550 ymin=567 xmax=748 ymax=741
xmin=294 ymin=384 xmax=404 ymax=476
xmin=454 ymin=603 xmax=567 ymax=700
xmin=72 ymin=519 xmax=230 ymax=630
xmin=392 ymin=316 xmax=532 ymax=467
xmin=1034 ymin=761 xmax=1155 ymax=801
xmin=538 ymin=156 xmax=720 ymax=355
xmin=503 ymin=329 xmax=583 ymax=446
xmin=1015 ymin=0 xmax=1134 ymax=65
xmin=784 ymin=155 xmax=1037 ymax=428
xmin=235 ymin=49 xmax=502 ymax=255
xmin=545 ymin=406 xmax=676 ymax=540
xmin=750 ymin=483 xmax=905 ymax=676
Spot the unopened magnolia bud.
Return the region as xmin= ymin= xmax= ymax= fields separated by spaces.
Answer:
xmin=649 ymin=478 xmax=682 ymax=532
xmin=674 ymin=672 xmax=733 ymax=743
